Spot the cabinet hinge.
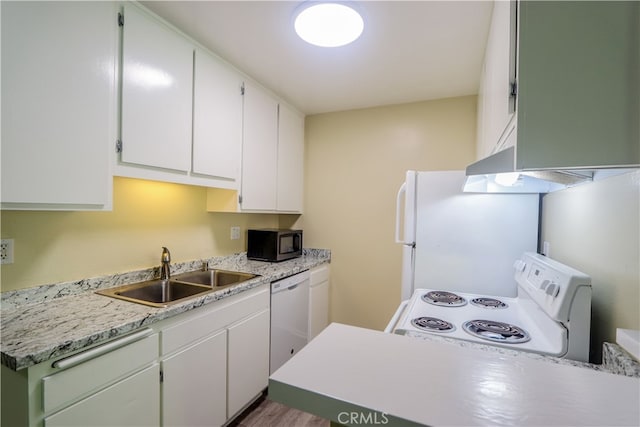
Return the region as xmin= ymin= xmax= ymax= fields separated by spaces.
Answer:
xmin=240 ymin=83 xmax=245 ymax=96
xmin=238 ymin=194 xmax=243 ymax=205
xmin=118 ymin=12 xmax=124 ymax=27
xmin=160 ymin=370 xmax=164 ymax=383
xmin=510 ymin=81 xmax=518 ymax=98
xmin=115 ymin=139 xmax=122 ymax=153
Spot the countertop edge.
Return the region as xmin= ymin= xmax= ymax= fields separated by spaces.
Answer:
xmin=1 ymin=250 xmax=330 ymax=371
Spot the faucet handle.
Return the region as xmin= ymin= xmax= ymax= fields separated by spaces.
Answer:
xmin=161 ymin=247 xmax=171 ymax=263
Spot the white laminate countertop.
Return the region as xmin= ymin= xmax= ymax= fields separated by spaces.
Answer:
xmin=269 ymin=323 xmax=640 ymax=427
xmin=1 ymin=250 xmax=330 ymax=371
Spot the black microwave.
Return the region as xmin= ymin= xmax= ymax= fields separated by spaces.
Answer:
xmin=247 ymin=229 xmax=303 ymax=262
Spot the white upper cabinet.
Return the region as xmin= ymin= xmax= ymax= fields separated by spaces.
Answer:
xmin=192 ymin=48 xmax=243 ymax=182
xmin=477 ymin=0 xmax=639 ymax=170
xmin=1 ymin=1 xmax=117 ymax=210
xmin=277 ymin=104 xmax=305 ymax=213
xmin=240 ymin=83 xmax=279 ymax=211
xmin=515 ymin=1 xmax=639 ymax=170
xmin=235 ymin=83 xmax=305 ymax=213
xmin=120 ymin=3 xmax=193 ymax=172
xmin=476 ymin=0 xmax=516 ymax=160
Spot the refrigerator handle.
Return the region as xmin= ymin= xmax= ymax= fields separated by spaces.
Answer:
xmin=395 ymin=182 xmax=407 ymax=243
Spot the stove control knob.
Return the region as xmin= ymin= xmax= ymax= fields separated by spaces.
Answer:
xmin=513 ymin=260 xmax=526 ymax=272
xmin=539 ymin=279 xmax=550 ymax=290
xmin=545 ymin=283 xmax=559 ymax=297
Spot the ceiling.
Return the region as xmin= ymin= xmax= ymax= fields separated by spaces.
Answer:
xmin=141 ymin=1 xmax=494 ymax=115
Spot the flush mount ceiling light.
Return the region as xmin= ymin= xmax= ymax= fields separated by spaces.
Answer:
xmin=294 ymin=2 xmax=364 ymax=47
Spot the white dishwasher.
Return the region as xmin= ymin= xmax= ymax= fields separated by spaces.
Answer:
xmin=270 ymin=270 xmax=310 ymax=374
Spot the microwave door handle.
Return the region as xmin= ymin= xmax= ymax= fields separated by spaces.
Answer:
xmin=395 ymin=182 xmax=406 ymax=244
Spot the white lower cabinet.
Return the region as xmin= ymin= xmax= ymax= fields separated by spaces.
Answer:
xmin=228 ymin=309 xmax=271 ymax=417
xmin=162 ymin=331 xmax=227 ymax=427
xmin=1 ymin=285 xmax=270 ymax=427
xmin=309 ymin=265 xmax=331 ymax=340
xmin=158 ymin=283 xmax=270 ymax=425
xmin=44 ymin=364 xmax=160 ymax=427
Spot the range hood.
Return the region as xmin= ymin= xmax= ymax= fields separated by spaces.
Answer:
xmin=463 ymin=147 xmax=594 ymax=193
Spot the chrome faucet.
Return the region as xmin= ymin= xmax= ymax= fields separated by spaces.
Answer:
xmin=160 ymin=247 xmax=171 ymax=281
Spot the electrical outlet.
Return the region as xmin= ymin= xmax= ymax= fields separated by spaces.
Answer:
xmin=1 ymin=239 xmax=14 ymax=264
xmin=230 ymin=226 xmax=241 ymax=240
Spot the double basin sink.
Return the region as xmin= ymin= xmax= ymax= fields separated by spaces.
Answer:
xmin=97 ymin=269 xmax=259 ymax=308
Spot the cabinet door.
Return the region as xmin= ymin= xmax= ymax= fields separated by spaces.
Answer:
xmin=121 ymin=4 xmax=193 ymax=172
xmin=44 ymin=364 xmax=160 ymax=427
xmin=162 ymin=330 xmax=227 ymax=427
xmin=309 ymin=266 xmax=330 ymax=340
xmin=476 ymin=0 xmax=516 ymax=159
xmin=193 ymin=48 xmax=243 ymax=182
xmin=241 ymin=83 xmax=278 ymax=211
xmin=227 ymin=309 xmax=270 ymax=418
xmin=1 ymin=1 xmax=116 ymax=209
xmin=277 ymin=104 xmax=305 ymax=213
xmin=517 ymin=1 xmax=640 ymax=169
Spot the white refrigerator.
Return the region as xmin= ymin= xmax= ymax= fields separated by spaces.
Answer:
xmin=395 ymin=170 xmax=540 ymax=301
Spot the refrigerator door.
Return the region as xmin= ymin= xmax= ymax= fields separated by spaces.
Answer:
xmin=396 ymin=171 xmax=418 ymax=300
xmin=413 ymin=170 xmax=539 ymax=297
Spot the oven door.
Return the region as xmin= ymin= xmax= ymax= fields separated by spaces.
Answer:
xmin=384 ymin=300 xmax=409 ymax=333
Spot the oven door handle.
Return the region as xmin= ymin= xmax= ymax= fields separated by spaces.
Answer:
xmin=384 ymin=300 xmax=409 ymax=333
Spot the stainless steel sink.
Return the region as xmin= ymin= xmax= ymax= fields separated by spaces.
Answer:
xmin=96 ymin=269 xmax=258 ymax=308
xmin=173 ymin=269 xmax=258 ymax=287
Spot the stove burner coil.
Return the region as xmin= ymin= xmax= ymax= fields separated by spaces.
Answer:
xmin=470 ymin=297 xmax=508 ymax=309
xmin=462 ymin=319 xmax=530 ymax=343
xmin=421 ymin=291 xmax=467 ymax=307
xmin=411 ymin=317 xmax=455 ymax=333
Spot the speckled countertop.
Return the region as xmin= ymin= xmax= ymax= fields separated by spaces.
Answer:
xmin=0 ymin=249 xmax=330 ymax=371
xmin=402 ymin=330 xmax=640 ymax=377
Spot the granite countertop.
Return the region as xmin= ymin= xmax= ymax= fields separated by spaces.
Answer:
xmin=269 ymin=323 xmax=640 ymax=426
xmin=0 ymin=249 xmax=330 ymax=371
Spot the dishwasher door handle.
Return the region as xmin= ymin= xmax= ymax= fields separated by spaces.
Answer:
xmin=287 ymin=284 xmax=299 ymax=291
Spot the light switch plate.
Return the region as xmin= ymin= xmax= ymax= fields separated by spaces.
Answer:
xmin=230 ymin=226 xmax=241 ymax=240
xmin=1 ymin=239 xmax=14 ymax=264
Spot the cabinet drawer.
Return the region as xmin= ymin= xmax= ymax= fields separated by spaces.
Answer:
xmin=42 ymin=333 xmax=158 ymax=414
xmin=310 ymin=265 xmax=330 ymax=286
xmin=44 ymin=363 xmax=160 ymax=427
xmin=161 ymin=285 xmax=269 ymax=355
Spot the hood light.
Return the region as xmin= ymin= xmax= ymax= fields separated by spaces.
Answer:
xmin=294 ymin=2 xmax=364 ymax=47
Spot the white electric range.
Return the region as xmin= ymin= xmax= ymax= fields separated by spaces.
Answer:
xmin=386 ymin=252 xmax=592 ymax=362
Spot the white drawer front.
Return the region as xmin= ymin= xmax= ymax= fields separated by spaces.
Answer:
xmin=44 ymin=363 xmax=160 ymax=427
xmin=42 ymin=333 xmax=158 ymax=414
xmin=161 ymin=286 xmax=269 ymax=355
xmin=310 ymin=265 xmax=330 ymax=286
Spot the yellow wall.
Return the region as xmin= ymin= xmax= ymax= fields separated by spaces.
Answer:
xmin=541 ymin=170 xmax=640 ymax=362
xmin=302 ymin=96 xmax=477 ymax=330
xmin=0 ymin=177 xmax=280 ymax=291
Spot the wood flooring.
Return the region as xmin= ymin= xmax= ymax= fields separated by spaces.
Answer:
xmin=228 ymin=394 xmax=329 ymax=427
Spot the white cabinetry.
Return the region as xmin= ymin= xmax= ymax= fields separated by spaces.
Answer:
xmin=193 ymin=48 xmax=243 ymax=182
xmin=120 ymin=3 xmax=193 ymax=173
xmin=117 ymin=4 xmax=242 ymax=190
xmin=208 ymin=84 xmax=305 ymax=213
xmin=1 ymin=331 xmax=161 ymax=427
xmin=277 ymin=104 xmax=305 ymax=213
xmin=45 ymin=365 xmax=160 ymax=427
xmin=476 ymin=0 xmax=639 ymax=169
xmin=158 ymin=283 xmax=270 ymax=424
xmin=240 ymin=82 xmax=280 ymax=211
xmin=228 ymin=309 xmax=271 ymax=416
xmin=1 ymin=1 xmax=117 ymax=210
xmin=309 ymin=265 xmax=331 ymax=340
xmin=162 ymin=330 xmax=227 ymax=427
xmin=476 ymin=0 xmax=516 ymax=159
xmin=1 ymin=285 xmax=270 ymax=427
